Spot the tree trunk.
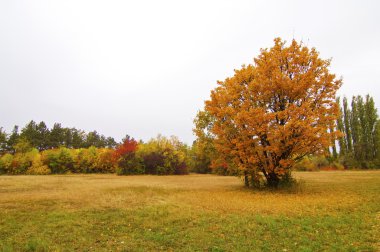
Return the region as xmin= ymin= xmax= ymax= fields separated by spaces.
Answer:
xmin=244 ymin=171 xmax=249 ymax=187
xmin=266 ymin=172 xmax=280 ymax=188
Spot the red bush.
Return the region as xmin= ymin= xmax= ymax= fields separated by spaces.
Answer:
xmin=113 ymin=138 xmax=138 ymax=161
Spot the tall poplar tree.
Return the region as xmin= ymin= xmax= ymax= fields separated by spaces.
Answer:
xmin=350 ymin=97 xmax=362 ymax=160
xmin=343 ymin=97 xmax=353 ymax=153
xmin=365 ymin=95 xmax=378 ymax=159
xmin=336 ymin=98 xmax=346 ymax=156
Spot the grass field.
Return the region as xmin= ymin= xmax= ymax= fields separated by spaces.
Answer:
xmin=0 ymin=171 xmax=379 ymax=251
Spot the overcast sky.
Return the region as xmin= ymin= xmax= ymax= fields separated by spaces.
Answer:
xmin=1 ymin=0 xmax=379 ymax=144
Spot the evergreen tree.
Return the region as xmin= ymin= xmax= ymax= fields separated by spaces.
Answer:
xmin=7 ymin=126 xmax=19 ymax=153
xmin=106 ymin=137 xmax=117 ymax=149
xmin=84 ymin=131 xmax=105 ymax=148
xmin=0 ymin=127 xmax=7 ymax=154
xmin=63 ymin=128 xmax=73 ymax=148
xmin=49 ymin=123 xmax=65 ymax=148
xmin=0 ymin=122 xmax=117 ymax=153
xmin=71 ymin=128 xmax=85 ymax=148
xmin=20 ymin=120 xmax=40 ymax=148
xmin=99 ymin=135 xmax=107 ymax=148
xmin=37 ymin=121 xmax=50 ymax=151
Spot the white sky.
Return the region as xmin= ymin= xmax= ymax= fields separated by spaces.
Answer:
xmin=1 ymin=0 xmax=379 ymax=144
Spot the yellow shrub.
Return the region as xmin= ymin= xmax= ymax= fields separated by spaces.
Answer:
xmin=26 ymin=152 xmax=51 ymax=175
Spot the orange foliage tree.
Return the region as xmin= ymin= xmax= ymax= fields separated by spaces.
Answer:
xmin=113 ymin=136 xmax=138 ymax=160
xmin=201 ymin=38 xmax=342 ymax=187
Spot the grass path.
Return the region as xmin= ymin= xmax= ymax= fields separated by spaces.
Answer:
xmin=0 ymin=171 xmax=379 ymax=251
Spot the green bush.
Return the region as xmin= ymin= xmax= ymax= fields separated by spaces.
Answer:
xmin=74 ymin=147 xmax=97 ymax=173
xmin=330 ymin=161 xmax=345 ymax=170
xmin=42 ymin=147 xmax=74 ymax=174
xmin=116 ymin=155 xmax=145 ymax=175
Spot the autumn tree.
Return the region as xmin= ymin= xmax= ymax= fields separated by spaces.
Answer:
xmin=114 ymin=136 xmax=144 ymax=175
xmin=200 ymin=38 xmax=342 ymax=188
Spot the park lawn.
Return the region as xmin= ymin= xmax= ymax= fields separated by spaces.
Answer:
xmin=0 ymin=171 xmax=379 ymax=251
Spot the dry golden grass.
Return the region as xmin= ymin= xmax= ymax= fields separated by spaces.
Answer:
xmin=0 ymin=171 xmax=378 ymax=215
xmin=0 ymin=174 xmax=239 ymax=211
xmin=0 ymin=171 xmax=379 ymax=251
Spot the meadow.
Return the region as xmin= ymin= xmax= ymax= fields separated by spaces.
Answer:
xmin=0 ymin=171 xmax=379 ymax=251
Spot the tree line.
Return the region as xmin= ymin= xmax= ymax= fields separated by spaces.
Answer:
xmin=0 ymin=121 xmax=190 ymax=176
xmin=0 ymin=130 xmax=189 ymax=175
xmin=0 ymin=120 xmax=117 ymax=154
xmin=0 ymin=93 xmax=379 ymax=178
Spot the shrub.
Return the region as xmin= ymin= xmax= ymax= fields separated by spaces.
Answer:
xmin=74 ymin=147 xmax=97 ymax=173
xmin=294 ymin=155 xmax=333 ymax=171
xmin=26 ymin=153 xmax=51 ymax=175
xmin=94 ymin=148 xmax=116 ymax=173
xmin=116 ymin=155 xmax=145 ymax=175
xmin=312 ymin=155 xmax=330 ymax=169
xmin=141 ymin=152 xmax=165 ymax=174
xmin=137 ymin=136 xmax=189 ymax=175
xmin=174 ymin=162 xmax=187 ymax=175
xmin=8 ymin=149 xmax=39 ymax=174
xmin=42 ymin=147 xmax=74 ymax=174
xmin=114 ymin=137 xmax=145 ymax=175
xmin=0 ymin=153 xmax=13 ymax=174
xmin=293 ymin=156 xmax=317 ymax=171
xmin=320 ymin=161 xmax=345 ymax=171
xmin=189 ymin=156 xmax=211 ymax=174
